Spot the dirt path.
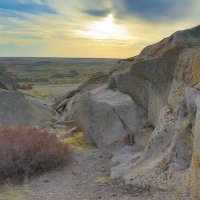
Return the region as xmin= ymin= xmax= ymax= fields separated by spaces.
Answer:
xmin=27 ymin=146 xmax=175 ymax=200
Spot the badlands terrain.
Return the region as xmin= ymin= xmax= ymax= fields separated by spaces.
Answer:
xmin=1 ymin=25 xmax=200 ymax=199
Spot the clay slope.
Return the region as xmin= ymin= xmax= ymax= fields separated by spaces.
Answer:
xmin=55 ymin=25 xmax=200 ymax=199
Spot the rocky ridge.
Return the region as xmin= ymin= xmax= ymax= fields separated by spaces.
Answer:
xmin=56 ymin=25 xmax=200 ymax=199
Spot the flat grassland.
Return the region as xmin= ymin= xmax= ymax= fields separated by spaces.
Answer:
xmin=0 ymin=57 xmax=117 ymax=85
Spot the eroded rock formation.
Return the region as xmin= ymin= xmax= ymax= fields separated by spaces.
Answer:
xmin=0 ymin=72 xmax=17 ymax=90
xmin=0 ymin=73 xmax=54 ymax=126
xmin=55 ymin=25 xmax=200 ymax=199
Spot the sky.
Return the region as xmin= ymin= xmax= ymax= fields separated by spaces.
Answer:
xmin=0 ymin=0 xmax=200 ymax=58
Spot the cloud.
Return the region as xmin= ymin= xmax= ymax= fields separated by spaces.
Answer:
xmin=113 ymin=0 xmax=194 ymax=22
xmin=84 ymin=9 xmax=110 ymax=17
xmin=0 ymin=0 xmax=56 ymax=14
xmin=79 ymin=0 xmax=196 ymax=22
xmin=0 ymin=0 xmax=200 ymax=58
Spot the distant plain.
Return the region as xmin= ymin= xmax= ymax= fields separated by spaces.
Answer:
xmin=0 ymin=57 xmax=117 ymax=101
xmin=0 ymin=57 xmax=117 ymax=84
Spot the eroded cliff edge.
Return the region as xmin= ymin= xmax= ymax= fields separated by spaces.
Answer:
xmin=55 ymin=25 xmax=200 ymax=199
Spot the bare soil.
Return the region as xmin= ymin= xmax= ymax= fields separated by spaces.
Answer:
xmin=27 ymin=146 xmax=175 ymax=200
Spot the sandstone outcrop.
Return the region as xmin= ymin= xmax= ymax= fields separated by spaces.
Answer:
xmin=0 ymin=89 xmax=54 ymax=126
xmin=0 ymin=73 xmax=53 ymax=126
xmin=70 ymin=86 xmax=148 ymax=152
xmin=55 ymin=25 xmax=200 ymax=199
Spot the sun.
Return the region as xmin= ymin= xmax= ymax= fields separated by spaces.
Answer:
xmin=82 ymin=14 xmax=132 ymax=40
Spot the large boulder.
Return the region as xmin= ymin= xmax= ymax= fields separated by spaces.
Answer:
xmin=0 ymin=90 xmax=54 ymax=126
xmin=70 ymin=85 xmax=148 ymax=152
xmin=54 ymin=73 xmax=109 ymax=112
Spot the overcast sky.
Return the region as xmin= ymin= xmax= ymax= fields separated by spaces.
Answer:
xmin=0 ymin=0 xmax=200 ymax=58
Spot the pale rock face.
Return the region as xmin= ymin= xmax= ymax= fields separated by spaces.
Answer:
xmin=185 ymin=88 xmax=200 ymax=199
xmin=109 ymin=26 xmax=200 ymax=126
xmin=70 ymin=85 xmax=148 ymax=152
xmin=109 ymin=45 xmax=180 ymax=126
xmin=168 ymin=47 xmax=200 ymax=114
xmin=111 ymin=127 xmax=152 ymax=179
xmin=56 ymin=25 xmax=200 ymax=199
xmin=0 ymin=90 xmax=53 ymax=126
xmin=112 ymin=26 xmax=200 ymax=198
xmin=123 ymin=106 xmax=176 ymax=187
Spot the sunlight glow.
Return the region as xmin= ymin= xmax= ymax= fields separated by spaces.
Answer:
xmin=80 ymin=14 xmax=134 ymax=40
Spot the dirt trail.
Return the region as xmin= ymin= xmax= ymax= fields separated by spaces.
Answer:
xmin=27 ymin=146 xmax=175 ymax=200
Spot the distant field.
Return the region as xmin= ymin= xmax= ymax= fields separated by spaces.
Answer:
xmin=0 ymin=57 xmax=118 ymax=84
xmin=20 ymin=83 xmax=81 ymax=105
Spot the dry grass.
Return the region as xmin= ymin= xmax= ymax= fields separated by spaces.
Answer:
xmin=63 ymin=132 xmax=98 ymax=154
xmin=63 ymin=132 xmax=86 ymax=147
xmin=95 ymin=177 xmax=110 ymax=184
xmin=0 ymin=184 xmax=33 ymax=200
xmin=0 ymin=127 xmax=69 ymax=181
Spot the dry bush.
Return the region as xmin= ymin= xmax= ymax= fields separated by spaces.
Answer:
xmin=65 ymin=120 xmax=76 ymax=132
xmin=17 ymin=83 xmax=33 ymax=90
xmin=0 ymin=127 xmax=69 ymax=181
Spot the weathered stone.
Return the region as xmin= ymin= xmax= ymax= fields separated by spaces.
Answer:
xmin=54 ymin=73 xmax=109 ymax=111
xmin=71 ymin=86 xmax=148 ymax=152
xmin=55 ymin=119 xmax=67 ymax=126
xmin=0 ymin=73 xmax=17 ymax=90
xmin=57 ymin=25 xmax=200 ymax=199
xmin=0 ymin=90 xmax=53 ymax=126
xmin=64 ymin=127 xmax=79 ymax=138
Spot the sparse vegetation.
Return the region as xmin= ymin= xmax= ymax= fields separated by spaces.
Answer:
xmin=63 ymin=132 xmax=86 ymax=147
xmin=0 ymin=184 xmax=33 ymax=200
xmin=22 ymin=87 xmax=54 ymax=100
xmin=0 ymin=127 xmax=69 ymax=182
xmin=17 ymin=83 xmax=33 ymax=90
xmin=0 ymin=58 xmax=117 ymax=85
xmin=95 ymin=177 xmax=110 ymax=184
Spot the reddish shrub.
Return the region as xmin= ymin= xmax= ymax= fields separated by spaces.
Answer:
xmin=0 ymin=127 xmax=69 ymax=180
xmin=17 ymin=83 xmax=33 ymax=90
xmin=65 ymin=120 xmax=76 ymax=131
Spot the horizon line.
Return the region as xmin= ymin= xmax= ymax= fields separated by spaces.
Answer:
xmin=0 ymin=56 xmax=123 ymax=60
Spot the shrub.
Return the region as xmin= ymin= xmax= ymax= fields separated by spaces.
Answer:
xmin=0 ymin=127 xmax=69 ymax=181
xmin=17 ymin=83 xmax=33 ymax=90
